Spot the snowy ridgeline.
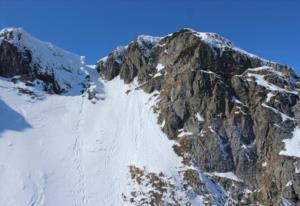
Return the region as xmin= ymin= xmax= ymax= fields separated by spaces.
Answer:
xmin=99 ymin=28 xmax=270 ymax=66
xmin=0 ymin=28 xmax=102 ymax=95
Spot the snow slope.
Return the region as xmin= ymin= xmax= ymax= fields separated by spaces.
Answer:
xmin=0 ymin=28 xmax=225 ymax=205
xmin=280 ymin=127 xmax=300 ymax=158
xmin=0 ymin=75 xmax=199 ymax=206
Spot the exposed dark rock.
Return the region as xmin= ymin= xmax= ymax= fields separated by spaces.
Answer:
xmin=0 ymin=39 xmax=62 ymax=93
xmin=96 ymin=28 xmax=300 ymax=205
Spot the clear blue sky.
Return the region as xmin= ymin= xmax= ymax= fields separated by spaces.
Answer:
xmin=0 ymin=0 xmax=299 ymax=72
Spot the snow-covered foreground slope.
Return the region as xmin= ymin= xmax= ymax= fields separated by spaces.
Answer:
xmin=0 ymin=75 xmax=217 ymax=205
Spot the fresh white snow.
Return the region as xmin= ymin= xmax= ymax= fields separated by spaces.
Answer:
xmin=246 ymin=72 xmax=297 ymax=95
xmin=294 ymin=162 xmax=300 ymax=173
xmin=247 ymin=66 xmax=290 ymax=78
xmin=279 ymin=127 xmax=300 ymax=158
xmin=208 ymin=172 xmax=242 ymax=182
xmin=266 ymin=92 xmax=275 ymax=102
xmin=177 ymin=129 xmax=193 ymax=138
xmin=194 ymin=32 xmax=233 ymax=50
xmin=262 ymin=162 xmax=267 ymax=167
xmin=285 ymin=180 xmax=293 ymax=187
xmin=0 ymin=70 xmax=226 ymax=205
xmin=262 ymin=103 xmax=294 ymax=122
xmin=152 ymin=72 xmax=163 ymax=78
xmin=156 ymin=63 xmax=165 ymax=72
xmin=136 ymin=35 xmax=161 ymax=48
xmin=247 ymin=66 xmax=273 ymax=73
xmin=195 ymin=112 xmax=204 ymax=122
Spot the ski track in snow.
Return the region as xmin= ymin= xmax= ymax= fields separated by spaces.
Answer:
xmin=72 ymin=96 xmax=87 ymax=205
xmin=0 ymin=76 xmax=224 ymax=206
xmin=0 ymin=28 xmax=233 ymax=206
xmin=0 ymin=77 xmax=179 ymax=206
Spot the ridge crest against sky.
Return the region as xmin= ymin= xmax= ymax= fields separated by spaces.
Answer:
xmin=0 ymin=0 xmax=299 ymax=72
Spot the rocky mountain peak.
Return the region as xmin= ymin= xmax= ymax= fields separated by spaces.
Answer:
xmin=97 ymin=28 xmax=296 ymax=86
xmin=96 ymin=28 xmax=300 ymax=205
xmin=0 ymin=27 xmax=35 ymax=43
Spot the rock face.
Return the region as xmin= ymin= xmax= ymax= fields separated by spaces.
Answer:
xmin=97 ymin=28 xmax=300 ymax=205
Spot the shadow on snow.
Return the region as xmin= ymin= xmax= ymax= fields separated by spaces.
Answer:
xmin=0 ymin=99 xmax=32 ymax=136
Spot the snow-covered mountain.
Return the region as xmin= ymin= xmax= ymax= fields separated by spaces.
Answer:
xmin=0 ymin=28 xmax=300 ymax=206
xmin=0 ymin=28 xmax=104 ymax=96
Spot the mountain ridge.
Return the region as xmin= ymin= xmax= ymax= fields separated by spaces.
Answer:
xmin=96 ymin=27 xmax=300 ymax=205
xmin=0 ymin=27 xmax=299 ymax=205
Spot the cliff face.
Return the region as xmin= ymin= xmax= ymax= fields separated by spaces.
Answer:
xmin=97 ymin=28 xmax=300 ymax=205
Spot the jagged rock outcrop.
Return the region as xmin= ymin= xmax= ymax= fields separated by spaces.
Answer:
xmin=97 ymin=28 xmax=300 ymax=205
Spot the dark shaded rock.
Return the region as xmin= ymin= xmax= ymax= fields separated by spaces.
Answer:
xmin=97 ymin=56 xmax=121 ymax=80
xmin=0 ymin=41 xmax=32 ymax=77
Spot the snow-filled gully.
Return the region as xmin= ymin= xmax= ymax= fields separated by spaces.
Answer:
xmin=72 ymin=96 xmax=87 ymax=205
xmin=0 ymin=73 xmax=232 ymax=205
xmin=0 ymin=77 xmax=196 ymax=206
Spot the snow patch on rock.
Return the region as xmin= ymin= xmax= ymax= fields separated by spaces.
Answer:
xmin=208 ymin=172 xmax=243 ymax=182
xmin=279 ymin=127 xmax=300 ymax=158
